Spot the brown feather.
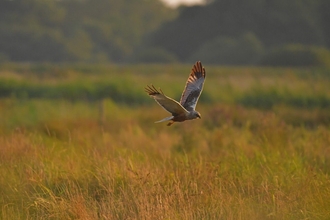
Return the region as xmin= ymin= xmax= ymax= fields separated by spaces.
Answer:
xmin=145 ymin=85 xmax=188 ymax=116
xmin=180 ymin=61 xmax=206 ymax=111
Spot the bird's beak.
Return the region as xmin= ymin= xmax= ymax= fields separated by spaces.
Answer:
xmin=198 ymin=115 xmax=201 ymax=119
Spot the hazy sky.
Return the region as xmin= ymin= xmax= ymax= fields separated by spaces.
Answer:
xmin=161 ymin=0 xmax=205 ymax=7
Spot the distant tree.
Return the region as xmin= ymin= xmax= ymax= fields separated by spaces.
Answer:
xmin=189 ymin=32 xmax=264 ymax=65
xmin=259 ymin=44 xmax=330 ymax=67
xmin=147 ymin=5 xmax=209 ymax=61
xmin=252 ymin=0 xmax=325 ymax=47
xmin=318 ymin=0 xmax=330 ymax=48
xmin=147 ymin=0 xmax=327 ymax=62
xmin=60 ymin=0 xmax=177 ymax=62
xmin=132 ymin=47 xmax=178 ymax=63
xmin=0 ymin=0 xmax=175 ymax=62
xmin=0 ymin=0 xmax=67 ymax=61
xmin=0 ymin=53 xmax=8 ymax=63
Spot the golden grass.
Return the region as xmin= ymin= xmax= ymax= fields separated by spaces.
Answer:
xmin=0 ymin=65 xmax=330 ymax=219
xmin=0 ymin=99 xmax=330 ymax=219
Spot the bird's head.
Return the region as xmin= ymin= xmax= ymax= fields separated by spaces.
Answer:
xmin=195 ymin=111 xmax=201 ymax=119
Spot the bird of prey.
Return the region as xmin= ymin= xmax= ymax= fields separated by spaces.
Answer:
xmin=145 ymin=61 xmax=206 ymax=126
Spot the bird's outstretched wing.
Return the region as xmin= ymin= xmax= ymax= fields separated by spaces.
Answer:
xmin=180 ymin=61 xmax=206 ymax=112
xmin=145 ymin=85 xmax=188 ymax=116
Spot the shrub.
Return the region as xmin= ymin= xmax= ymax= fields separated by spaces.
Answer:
xmin=0 ymin=52 xmax=9 ymax=63
xmin=238 ymin=86 xmax=330 ymax=109
xmin=259 ymin=44 xmax=330 ymax=67
xmin=189 ymin=32 xmax=264 ymax=65
xmin=132 ymin=47 xmax=178 ymax=63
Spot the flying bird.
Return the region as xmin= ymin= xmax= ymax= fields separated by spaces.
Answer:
xmin=145 ymin=61 xmax=206 ymax=126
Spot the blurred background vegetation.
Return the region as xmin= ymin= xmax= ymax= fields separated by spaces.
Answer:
xmin=1 ymin=0 xmax=330 ymax=66
xmin=0 ymin=64 xmax=329 ymax=123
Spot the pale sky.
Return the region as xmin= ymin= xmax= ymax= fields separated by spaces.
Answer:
xmin=161 ymin=0 xmax=205 ymax=7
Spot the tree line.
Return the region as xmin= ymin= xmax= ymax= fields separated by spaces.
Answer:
xmin=0 ymin=0 xmax=175 ymax=63
xmin=1 ymin=0 xmax=330 ymax=66
xmin=145 ymin=0 xmax=330 ymax=66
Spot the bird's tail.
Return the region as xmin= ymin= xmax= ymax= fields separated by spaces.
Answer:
xmin=155 ymin=116 xmax=174 ymax=124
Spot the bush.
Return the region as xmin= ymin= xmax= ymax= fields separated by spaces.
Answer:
xmin=238 ymin=86 xmax=330 ymax=109
xmin=189 ymin=32 xmax=264 ymax=65
xmin=132 ymin=47 xmax=178 ymax=63
xmin=0 ymin=52 xmax=9 ymax=63
xmin=0 ymin=78 xmax=150 ymax=104
xmin=259 ymin=44 xmax=330 ymax=67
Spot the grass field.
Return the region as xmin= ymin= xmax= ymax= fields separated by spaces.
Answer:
xmin=0 ymin=64 xmax=330 ymax=219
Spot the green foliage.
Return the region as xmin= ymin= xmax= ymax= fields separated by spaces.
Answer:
xmin=0 ymin=0 xmax=176 ymax=62
xmin=132 ymin=47 xmax=178 ymax=63
xmin=2 ymin=0 xmax=330 ymax=65
xmin=0 ymin=0 xmax=67 ymax=62
xmin=260 ymin=44 xmax=330 ymax=67
xmin=0 ymin=79 xmax=149 ymax=104
xmin=238 ymin=85 xmax=330 ymax=109
xmin=1 ymin=64 xmax=330 ymax=110
xmin=189 ymin=32 xmax=264 ymax=65
xmin=0 ymin=52 xmax=8 ymax=63
xmin=147 ymin=0 xmax=330 ymax=63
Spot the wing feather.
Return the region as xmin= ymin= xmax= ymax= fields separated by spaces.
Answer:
xmin=180 ymin=61 xmax=206 ymax=111
xmin=145 ymin=85 xmax=188 ymax=116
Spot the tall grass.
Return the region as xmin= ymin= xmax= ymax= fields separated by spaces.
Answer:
xmin=0 ymin=64 xmax=330 ymax=219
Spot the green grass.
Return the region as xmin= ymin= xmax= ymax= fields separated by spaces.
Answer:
xmin=1 ymin=64 xmax=330 ymax=108
xmin=0 ymin=64 xmax=330 ymax=219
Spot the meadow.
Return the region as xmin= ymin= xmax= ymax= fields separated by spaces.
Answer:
xmin=0 ymin=63 xmax=330 ymax=219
